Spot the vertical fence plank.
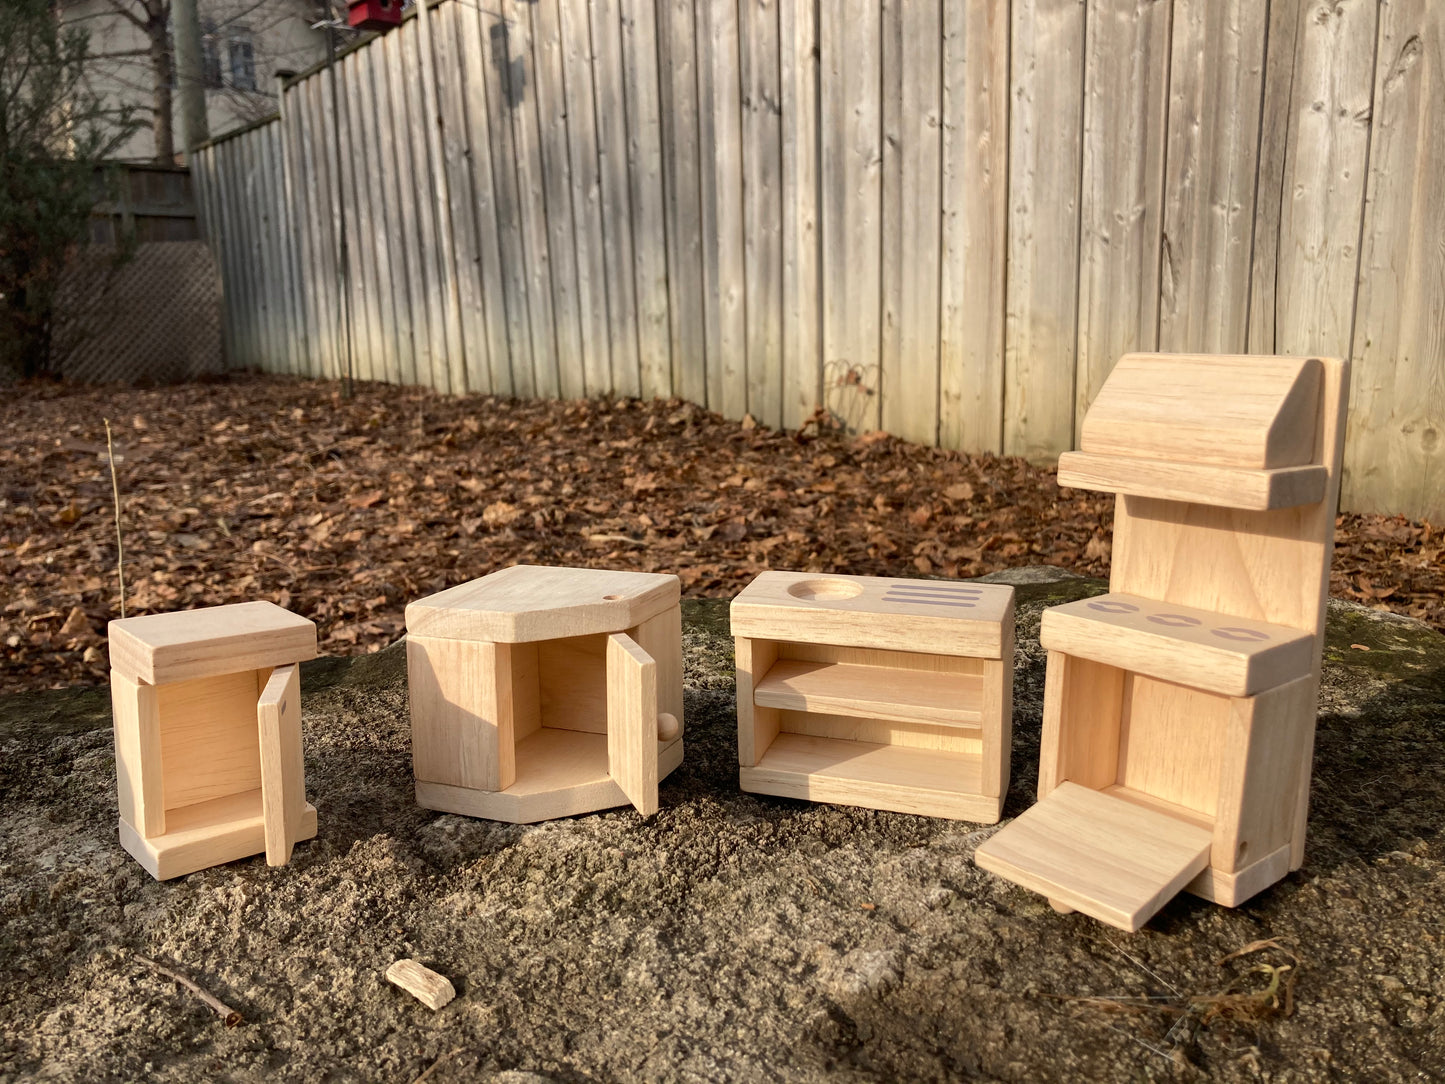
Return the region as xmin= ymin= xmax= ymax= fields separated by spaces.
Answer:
xmin=1005 ymin=0 xmax=1085 ymax=458
xmin=293 ymin=84 xmax=326 ymax=377
xmin=417 ymin=0 xmax=470 ymax=395
xmin=267 ymin=121 xmax=299 ymax=373
xmin=301 ymin=76 xmax=339 ymax=379
xmin=880 ymin=0 xmax=903 ymax=439
xmin=1245 ymin=0 xmax=1303 ymax=357
xmin=348 ymin=53 xmax=387 ymax=384
xmin=592 ymin=0 xmax=644 ymax=399
xmin=1272 ymin=0 xmax=1378 ymax=358
xmin=353 ymin=49 xmax=400 ymax=385
xmin=386 ymin=29 xmax=434 ymax=386
xmin=530 ymin=0 xmax=586 ymax=400
xmin=458 ymin=0 xmax=516 ymax=397
xmin=558 ymin=0 xmax=611 ymax=396
xmin=939 ymin=0 xmax=1008 ymax=453
xmin=622 ymin=0 xmax=674 ymax=401
xmin=256 ymin=127 xmax=287 ymax=373
xmin=1157 ymin=0 xmax=1268 ymax=354
xmin=821 ymin=0 xmax=882 ymax=433
xmin=478 ymin=3 xmax=537 ymax=397
xmin=660 ymin=0 xmax=707 ymax=408
xmin=372 ymin=40 xmax=420 ymax=385
xmin=502 ymin=1 xmax=561 ymax=399
xmin=225 ymin=139 xmax=250 ymax=368
xmin=881 ymin=0 xmax=942 ymax=446
xmin=434 ymin=1 xmax=492 ymax=394
xmin=699 ymin=0 xmax=747 ymax=416
xmin=321 ymin=72 xmax=351 ymax=381
xmin=1347 ymin=0 xmax=1445 ymax=521
xmin=739 ymin=0 xmax=783 ymax=426
xmin=779 ymin=0 xmax=819 ymax=431
xmin=1074 ymin=0 xmax=1170 ymax=429
xmin=216 ymin=141 xmax=253 ymax=369
xmin=196 ymin=147 xmax=234 ymax=369
xmin=335 ymin=57 xmax=373 ymax=384
xmin=403 ymin=18 xmax=452 ymax=393
xmin=281 ymin=84 xmax=321 ymax=377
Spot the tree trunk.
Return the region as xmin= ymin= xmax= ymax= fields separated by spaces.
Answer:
xmin=150 ymin=24 xmax=174 ymax=163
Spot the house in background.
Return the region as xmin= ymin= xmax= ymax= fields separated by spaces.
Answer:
xmin=59 ymin=0 xmax=331 ymax=163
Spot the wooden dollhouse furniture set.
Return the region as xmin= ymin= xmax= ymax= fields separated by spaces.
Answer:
xmin=104 ymin=351 xmax=1348 ymax=934
xmin=974 ymin=353 xmax=1349 ymax=930
xmin=732 ymin=571 xmax=1014 ymax=821
xmin=404 ymin=565 xmax=684 ymax=823
xmin=108 ymin=601 xmax=318 ymax=880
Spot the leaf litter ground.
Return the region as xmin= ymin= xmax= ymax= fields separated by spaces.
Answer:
xmin=3 ymin=375 xmax=1441 ymax=693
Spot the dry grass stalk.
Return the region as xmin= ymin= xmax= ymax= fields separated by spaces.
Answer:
xmin=103 ymin=417 xmax=125 ymax=619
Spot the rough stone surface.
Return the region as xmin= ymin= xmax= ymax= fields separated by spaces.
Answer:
xmin=1 ymin=569 xmax=1442 ymax=1082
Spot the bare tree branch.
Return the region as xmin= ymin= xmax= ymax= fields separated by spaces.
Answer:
xmin=99 ymin=0 xmax=150 ymax=32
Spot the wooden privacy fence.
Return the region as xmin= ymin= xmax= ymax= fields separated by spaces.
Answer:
xmin=191 ymin=0 xmax=1444 ymax=522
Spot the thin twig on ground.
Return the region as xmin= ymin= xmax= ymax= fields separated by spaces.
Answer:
xmin=103 ymin=418 xmax=125 ymax=619
xmin=409 ymin=1047 xmax=466 ymax=1084
xmin=133 ymin=953 xmax=243 ymax=1027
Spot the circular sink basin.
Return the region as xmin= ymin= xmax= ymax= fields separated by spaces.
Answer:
xmin=786 ymin=578 xmax=863 ymax=602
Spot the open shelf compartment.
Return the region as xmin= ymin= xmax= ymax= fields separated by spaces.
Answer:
xmin=742 ymin=732 xmax=993 ymax=820
xmin=753 ymin=658 xmax=984 ymax=729
xmin=736 ymin=613 xmax=1013 ymax=823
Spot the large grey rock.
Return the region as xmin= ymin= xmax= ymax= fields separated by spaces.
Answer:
xmin=1 ymin=568 xmax=1442 ymax=1082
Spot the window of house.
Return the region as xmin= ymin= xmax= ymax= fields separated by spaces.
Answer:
xmin=228 ymin=30 xmax=256 ymax=92
xmin=201 ymin=20 xmax=223 ymax=89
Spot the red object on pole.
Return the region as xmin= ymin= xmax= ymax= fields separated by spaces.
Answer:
xmin=347 ymin=0 xmax=401 ymax=31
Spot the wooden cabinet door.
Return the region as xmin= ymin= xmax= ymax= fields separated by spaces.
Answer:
xmin=606 ymin=633 xmax=660 ymax=816
xmin=256 ymin=663 xmax=305 ymax=865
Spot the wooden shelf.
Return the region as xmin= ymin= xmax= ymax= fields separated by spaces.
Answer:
xmin=1057 ymin=451 xmax=1326 ymax=510
xmin=753 ymin=660 xmax=984 ymax=728
xmin=740 ymin=732 xmax=999 ymax=820
xmin=416 ymin=728 xmax=684 ymax=825
xmin=119 ymin=788 xmax=318 ymax=880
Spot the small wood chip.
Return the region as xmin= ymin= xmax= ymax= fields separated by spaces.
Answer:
xmin=386 ymin=959 xmax=456 ymax=1010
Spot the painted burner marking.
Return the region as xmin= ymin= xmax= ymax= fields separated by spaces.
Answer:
xmin=1212 ymin=626 xmax=1272 ymax=643
xmin=885 ymin=585 xmax=985 ymax=597
xmin=1088 ymin=599 xmax=1140 ymax=614
xmin=1147 ymin=613 xmax=1203 ymax=628
xmin=881 ymin=592 xmax=978 ymax=609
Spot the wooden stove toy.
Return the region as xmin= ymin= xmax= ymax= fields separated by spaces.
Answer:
xmin=733 ymin=571 xmax=1015 ymax=820
xmin=975 ymin=352 xmax=1349 ymax=931
xmin=405 ymin=565 xmax=684 ymax=823
xmin=108 ymin=601 xmax=318 ymax=880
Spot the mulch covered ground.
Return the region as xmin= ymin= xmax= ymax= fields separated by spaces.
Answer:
xmin=3 ymin=375 xmax=1442 ymax=694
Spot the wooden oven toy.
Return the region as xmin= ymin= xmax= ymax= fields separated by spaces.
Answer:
xmin=405 ymin=566 xmax=684 ymax=823
xmin=108 ymin=602 xmax=318 ymax=880
xmin=975 ymin=353 xmax=1349 ymax=931
xmin=733 ymin=571 xmax=1015 ymax=820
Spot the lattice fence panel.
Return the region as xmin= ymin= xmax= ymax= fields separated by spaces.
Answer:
xmin=49 ymin=241 xmax=223 ymax=384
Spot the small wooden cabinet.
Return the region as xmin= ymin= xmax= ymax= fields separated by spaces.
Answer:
xmin=733 ymin=571 xmax=1015 ymax=821
xmin=406 ymin=566 xmax=685 ymax=823
xmin=108 ymin=601 xmax=318 ymax=880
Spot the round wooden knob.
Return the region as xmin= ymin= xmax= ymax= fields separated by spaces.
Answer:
xmin=656 ymin=712 xmax=680 ymax=742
